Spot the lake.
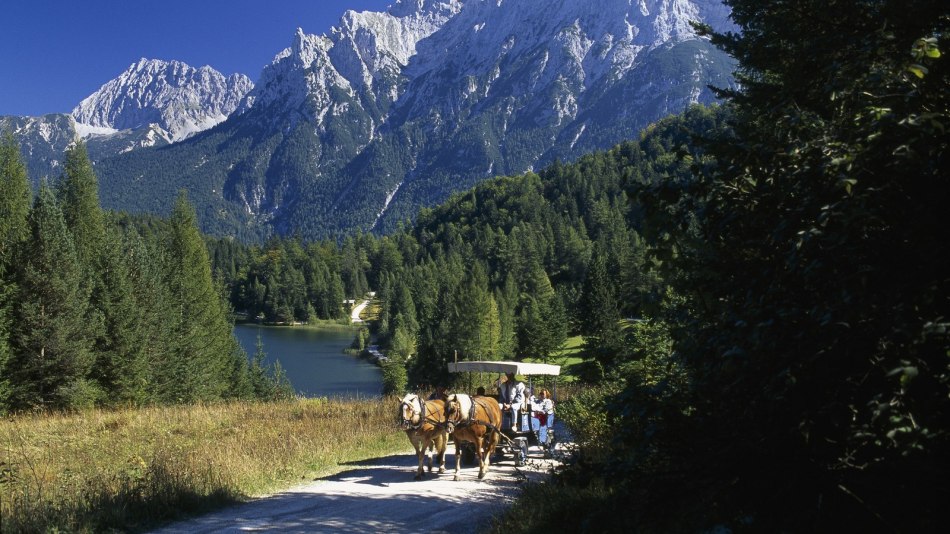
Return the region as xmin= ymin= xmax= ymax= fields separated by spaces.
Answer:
xmin=233 ymin=324 xmax=383 ymax=398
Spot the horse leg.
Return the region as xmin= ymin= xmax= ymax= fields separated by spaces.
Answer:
xmin=436 ymin=433 xmax=447 ymax=473
xmin=453 ymin=440 xmax=462 ymax=481
xmin=414 ymin=437 xmax=425 ymax=481
xmin=476 ymin=436 xmax=487 ymax=479
xmin=425 ymin=438 xmax=434 ymax=472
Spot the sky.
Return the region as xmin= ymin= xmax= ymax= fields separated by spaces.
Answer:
xmin=0 ymin=0 xmax=393 ymax=116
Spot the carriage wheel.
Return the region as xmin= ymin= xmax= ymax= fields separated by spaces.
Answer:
xmin=514 ymin=439 xmax=528 ymax=467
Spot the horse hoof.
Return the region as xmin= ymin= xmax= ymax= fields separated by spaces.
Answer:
xmin=453 ymin=475 xmax=460 ymax=481
xmin=414 ymin=474 xmax=422 ymax=481
xmin=478 ymin=472 xmax=486 ymax=480
xmin=438 ymin=467 xmax=445 ymax=473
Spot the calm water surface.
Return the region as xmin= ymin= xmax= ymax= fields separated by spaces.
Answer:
xmin=233 ymin=324 xmax=382 ymax=398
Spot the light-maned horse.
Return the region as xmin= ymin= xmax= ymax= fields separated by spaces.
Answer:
xmin=444 ymin=393 xmax=502 ymax=481
xmin=399 ymin=393 xmax=449 ymax=480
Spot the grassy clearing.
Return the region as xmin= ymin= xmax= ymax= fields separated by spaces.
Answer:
xmin=0 ymin=397 xmax=406 ymax=532
xmin=519 ymin=335 xmax=585 ymax=384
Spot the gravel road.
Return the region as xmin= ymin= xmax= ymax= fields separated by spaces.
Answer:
xmin=148 ymin=440 xmax=566 ymax=534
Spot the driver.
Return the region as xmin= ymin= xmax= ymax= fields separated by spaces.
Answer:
xmin=499 ymin=372 xmax=526 ymax=431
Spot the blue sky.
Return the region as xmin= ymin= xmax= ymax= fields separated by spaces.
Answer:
xmin=0 ymin=0 xmax=392 ymax=116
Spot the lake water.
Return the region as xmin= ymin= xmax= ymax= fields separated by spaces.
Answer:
xmin=233 ymin=324 xmax=382 ymax=398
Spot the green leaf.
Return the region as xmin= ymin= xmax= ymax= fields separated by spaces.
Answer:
xmin=907 ymin=64 xmax=928 ymax=78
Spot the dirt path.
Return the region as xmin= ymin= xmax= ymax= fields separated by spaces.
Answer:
xmin=350 ymin=299 xmax=370 ymax=323
xmin=148 ymin=443 xmax=565 ymax=534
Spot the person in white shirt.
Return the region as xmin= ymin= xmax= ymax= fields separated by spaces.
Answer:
xmin=499 ymin=372 xmax=525 ymax=431
xmin=530 ymin=388 xmax=555 ymax=445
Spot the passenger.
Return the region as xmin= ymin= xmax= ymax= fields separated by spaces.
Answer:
xmin=499 ymin=372 xmax=526 ymax=432
xmin=530 ymin=388 xmax=555 ymax=444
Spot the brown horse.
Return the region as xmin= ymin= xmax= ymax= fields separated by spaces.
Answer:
xmin=444 ymin=393 xmax=502 ymax=481
xmin=399 ymin=393 xmax=449 ymax=480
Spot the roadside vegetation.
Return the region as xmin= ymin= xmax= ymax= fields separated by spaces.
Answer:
xmin=0 ymin=397 xmax=405 ymax=532
xmin=491 ymin=1 xmax=947 ymax=532
xmin=0 ymin=1 xmax=944 ymax=531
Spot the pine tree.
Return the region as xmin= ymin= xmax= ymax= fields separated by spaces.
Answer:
xmin=8 ymin=182 xmax=96 ymax=409
xmin=0 ymin=134 xmax=31 ymax=262
xmin=122 ymin=227 xmax=175 ymax=404
xmin=90 ymin=225 xmax=149 ymax=405
xmin=57 ymin=142 xmax=105 ymax=269
xmin=160 ymin=191 xmax=239 ymax=402
xmin=0 ymin=135 xmax=31 ymax=410
xmin=579 ymin=241 xmax=623 ymax=370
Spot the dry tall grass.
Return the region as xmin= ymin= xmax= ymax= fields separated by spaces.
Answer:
xmin=0 ymin=397 xmax=406 ymax=532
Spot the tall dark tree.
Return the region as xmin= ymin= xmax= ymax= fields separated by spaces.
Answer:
xmin=578 ymin=241 xmax=624 ymax=371
xmin=57 ymin=142 xmax=105 ymax=269
xmin=8 ymin=183 xmax=95 ymax=409
xmin=89 ymin=225 xmax=149 ymax=405
xmin=159 ymin=191 xmax=241 ymax=402
xmin=0 ymin=134 xmax=31 ymax=262
xmin=621 ymin=1 xmax=949 ymax=530
xmin=0 ymin=136 xmax=32 ymax=410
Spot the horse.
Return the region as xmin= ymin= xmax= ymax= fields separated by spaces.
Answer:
xmin=399 ymin=393 xmax=449 ymax=480
xmin=444 ymin=393 xmax=502 ymax=481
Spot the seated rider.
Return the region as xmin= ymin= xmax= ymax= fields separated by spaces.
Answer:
xmin=530 ymin=388 xmax=555 ymax=444
xmin=499 ymin=372 xmax=526 ymax=431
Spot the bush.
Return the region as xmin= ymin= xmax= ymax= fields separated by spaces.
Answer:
xmin=381 ymin=357 xmax=407 ymax=396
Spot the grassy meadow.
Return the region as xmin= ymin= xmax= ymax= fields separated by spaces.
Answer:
xmin=0 ymin=397 xmax=406 ymax=532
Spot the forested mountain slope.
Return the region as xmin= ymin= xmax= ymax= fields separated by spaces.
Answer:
xmin=95 ymin=0 xmax=735 ymax=241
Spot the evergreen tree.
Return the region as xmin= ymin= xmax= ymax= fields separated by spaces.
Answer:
xmin=0 ymin=135 xmax=31 ymax=410
xmin=450 ymin=264 xmax=500 ymax=360
xmin=89 ymin=225 xmax=149 ymax=405
xmin=159 ymin=191 xmax=240 ymax=402
xmin=578 ymin=241 xmax=624 ymax=370
xmin=8 ymin=182 xmax=96 ymax=409
xmin=57 ymin=142 xmax=106 ymax=268
xmin=0 ymin=134 xmax=31 ymax=262
xmin=610 ymin=1 xmax=950 ymax=529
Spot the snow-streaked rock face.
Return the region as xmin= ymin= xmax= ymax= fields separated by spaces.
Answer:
xmin=83 ymin=0 xmax=736 ymax=241
xmin=236 ymin=0 xmax=463 ymax=124
xmin=72 ymin=59 xmax=253 ymax=142
xmin=400 ymin=0 xmax=733 ymax=129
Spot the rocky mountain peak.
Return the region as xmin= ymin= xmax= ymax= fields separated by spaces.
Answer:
xmin=71 ymin=58 xmax=253 ymax=142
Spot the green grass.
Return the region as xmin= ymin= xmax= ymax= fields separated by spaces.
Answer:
xmin=0 ymin=397 xmax=407 ymax=532
xmin=520 ymin=335 xmax=585 ymax=383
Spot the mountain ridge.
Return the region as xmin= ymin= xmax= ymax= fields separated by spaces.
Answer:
xmin=5 ymin=0 xmax=736 ymax=242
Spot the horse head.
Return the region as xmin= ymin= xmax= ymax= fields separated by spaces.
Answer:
xmin=444 ymin=393 xmax=472 ymax=434
xmin=400 ymin=393 xmax=421 ymax=430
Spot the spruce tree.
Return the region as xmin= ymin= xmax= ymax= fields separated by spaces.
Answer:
xmin=57 ymin=142 xmax=105 ymax=269
xmin=160 ymin=191 xmax=239 ymax=402
xmin=9 ymin=182 xmax=96 ymax=409
xmin=0 ymin=135 xmax=31 ymax=410
xmin=0 ymin=134 xmax=31 ymax=262
xmin=579 ymin=241 xmax=623 ymax=371
xmin=90 ymin=225 xmax=149 ymax=405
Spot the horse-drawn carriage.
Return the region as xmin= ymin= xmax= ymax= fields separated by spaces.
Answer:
xmin=447 ymin=360 xmax=559 ymax=468
xmin=400 ymin=360 xmax=559 ymax=480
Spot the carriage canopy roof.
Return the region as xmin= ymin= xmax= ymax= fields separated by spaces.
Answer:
xmin=447 ymin=360 xmax=561 ymax=376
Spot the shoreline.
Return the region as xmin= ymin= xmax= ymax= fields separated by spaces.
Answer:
xmin=233 ymin=319 xmax=359 ymax=331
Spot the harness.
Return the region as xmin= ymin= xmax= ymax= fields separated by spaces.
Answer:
xmin=402 ymin=395 xmax=447 ymax=431
xmin=447 ymin=395 xmax=514 ymax=445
